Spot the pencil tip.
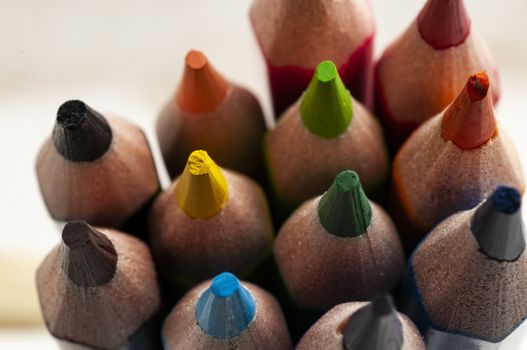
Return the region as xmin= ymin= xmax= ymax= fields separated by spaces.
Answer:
xmin=441 ymin=72 xmax=496 ymax=150
xmin=52 ymin=100 xmax=113 ymax=162
xmin=175 ymin=150 xmax=229 ymax=219
xmin=61 ymin=220 xmax=117 ymax=287
xmin=466 ymin=71 xmax=490 ymax=101
xmin=417 ymin=0 xmax=471 ymax=49
xmin=343 ymin=295 xmax=403 ymax=350
xmin=318 ymin=170 xmax=373 ymax=237
xmin=471 ymin=186 xmax=525 ymax=261
xmin=195 ymin=272 xmax=256 ymax=339
xmin=300 ymin=60 xmax=353 ymax=139
xmin=176 ymin=50 xmax=228 ymax=113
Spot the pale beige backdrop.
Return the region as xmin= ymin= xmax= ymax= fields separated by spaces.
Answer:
xmin=1 ymin=0 xmax=526 ymax=348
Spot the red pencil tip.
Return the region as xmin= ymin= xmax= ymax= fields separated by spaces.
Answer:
xmin=466 ymin=72 xmax=490 ymax=101
xmin=441 ymin=72 xmax=496 ymax=150
xmin=176 ymin=50 xmax=228 ymax=113
xmin=418 ymin=0 xmax=471 ymax=49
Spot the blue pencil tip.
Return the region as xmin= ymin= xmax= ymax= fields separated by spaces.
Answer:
xmin=471 ymin=186 xmax=525 ymax=261
xmin=211 ymin=272 xmax=240 ymax=297
xmin=196 ymin=272 xmax=256 ymax=339
xmin=491 ymin=186 xmax=521 ymax=214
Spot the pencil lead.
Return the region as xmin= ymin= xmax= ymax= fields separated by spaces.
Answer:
xmin=176 ymin=50 xmax=228 ymax=113
xmin=318 ymin=170 xmax=372 ymax=237
xmin=60 ymin=220 xmax=117 ymax=287
xmin=417 ymin=0 xmax=471 ymax=49
xmin=195 ymin=272 xmax=256 ymax=339
xmin=52 ymin=100 xmax=113 ymax=162
xmin=300 ymin=60 xmax=353 ymax=138
xmin=441 ymin=72 xmax=496 ymax=150
xmin=175 ymin=150 xmax=229 ymax=219
xmin=471 ymin=186 xmax=525 ymax=261
xmin=343 ymin=295 xmax=403 ymax=350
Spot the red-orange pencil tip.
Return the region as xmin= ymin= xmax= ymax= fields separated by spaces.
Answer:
xmin=466 ymin=71 xmax=490 ymax=101
xmin=441 ymin=72 xmax=496 ymax=150
xmin=185 ymin=50 xmax=208 ymax=70
xmin=176 ymin=50 xmax=228 ymax=113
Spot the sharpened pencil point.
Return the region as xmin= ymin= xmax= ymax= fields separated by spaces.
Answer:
xmin=318 ymin=170 xmax=372 ymax=237
xmin=60 ymin=221 xmax=117 ymax=287
xmin=53 ymin=100 xmax=113 ymax=162
xmin=175 ymin=150 xmax=228 ymax=219
xmin=196 ymin=272 xmax=256 ymax=339
xmin=471 ymin=186 xmax=525 ymax=261
xmin=417 ymin=0 xmax=471 ymax=49
xmin=343 ymin=295 xmax=403 ymax=350
xmin=466 ymin=72 xmax=490 ymax=101
xmin=176 ymin=50 xmax=228 ymax=113
xmin=300 ymin=60 xmax=353 ymax=139
xmin=441 ymin=72 xmax=496 ymax=150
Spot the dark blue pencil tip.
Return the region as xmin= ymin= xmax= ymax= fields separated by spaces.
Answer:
xmin=491 ymin=186 xmax=521 ymax=214
xmin=472 ymin=186 xmax=525 ymax=261
xmin=196 ymin=272 xmax=256 ymax=339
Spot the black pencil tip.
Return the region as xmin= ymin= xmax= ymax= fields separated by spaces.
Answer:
xmin=61 ymin=221 xmax=117 ymax=287
xmin=471 ymin=186 xmax=525 ymax=261
xmin=343 ymin=295 xmax=403 ymax=350
xmin=53 ymin=100 xmax=113 ymax=162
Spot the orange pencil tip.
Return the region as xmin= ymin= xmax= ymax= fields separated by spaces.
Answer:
xmin=176 ymin=50 xmax=228 ymax=113
xmin=466 ymin=71 xmax=490 ymax=101
xmin=441 ymin=72 xmax=496 ymax=150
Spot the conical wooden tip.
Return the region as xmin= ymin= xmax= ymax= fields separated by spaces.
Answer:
xmin=417 ymin=0 xmax=471 ymax=49
xmin=441 ymin=71 xmax=496 ymax=150
xmin=175 ymin=150 xmax=229 ymax=219
xmin=53 ymin=100 xmax=113 ymax=162
xmin=300 ymin=60 xmax=353 ymax=139
xmin=176 ymin=50 xmax=228 ymax=113
xmin=343 ymin=295 xmax=403 ymax=350
xmin=318 ymin=170 xmax=373 ymax=237
xmin=195 ymin=272 xmax=256 ymax=338
xmin=471 ymin=186 xmax=525 ymax=261
xmin=60 ymin=220 xmax=117 ymax=287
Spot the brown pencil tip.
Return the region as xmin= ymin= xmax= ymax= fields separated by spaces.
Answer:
xmin=441 ymin=72 xmax=496 ymax=150
xmin=176 ymin=50 xmax=228 ymax=113
xmin=60 ymin=221 xmax=117 ymax=287
xmin=418 ymin=0 xmax=471 ymax=49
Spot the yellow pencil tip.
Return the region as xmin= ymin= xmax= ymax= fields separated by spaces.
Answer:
xmin=175 ymin=150 xmax=229 ymax=219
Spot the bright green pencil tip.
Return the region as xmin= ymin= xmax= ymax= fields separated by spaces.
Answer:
xmin=318 ymin=170 xmax=372 ymax=237
xmin=300 ymin=60 xmax=353 ymax=139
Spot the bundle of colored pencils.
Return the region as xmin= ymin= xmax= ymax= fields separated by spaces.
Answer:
xmin=33 ymin=1 xmax=526 ymax=349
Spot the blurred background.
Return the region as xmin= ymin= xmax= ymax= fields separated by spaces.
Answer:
xmin=1 ymin=0 xmax=526 ymax=348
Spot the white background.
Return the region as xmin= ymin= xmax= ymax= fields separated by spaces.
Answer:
xmin=1 ymin=0 xmax=526 ymax=348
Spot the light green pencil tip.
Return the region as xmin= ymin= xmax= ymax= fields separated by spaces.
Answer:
xmin=318 ymin=170 xmax=373 ymax=237
xmin=300 ymin=60 xmax=353 ymax=139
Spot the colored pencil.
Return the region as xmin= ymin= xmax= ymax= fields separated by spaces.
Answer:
xmin=156 ymin=50 xmax=266 ymax=179
xmin=274 ymin=170 xmax=404 ymax=311
xmin=392 ymin=72 xmax=524 ymax=248
xmin=400 ymin=186 xmax=527 ymax=349
xmin=250 ymin=0 xmax=375 ymax=115
xmin=265 ymin=60 xmax=388 ymax=212
xmin=296 ymin=295 xmax=425 ymax=350
xmin=162 ymin=272 xmax=291 ymax=349
xmin=375 ymin=0 xmax=500 ymax=148
xmin=36 ymin=221 xmax=162 ymax=349
xmin=149 ymin=150 xmax=274 ymax=291
xmin=36 ymin=100 xmax=160 ymax=234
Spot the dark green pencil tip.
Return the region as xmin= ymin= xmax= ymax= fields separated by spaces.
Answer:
xmin=318 ymin=170 xmax=372 ymax=237
xmin=300 ymin=60 xmax=353 ymax=139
